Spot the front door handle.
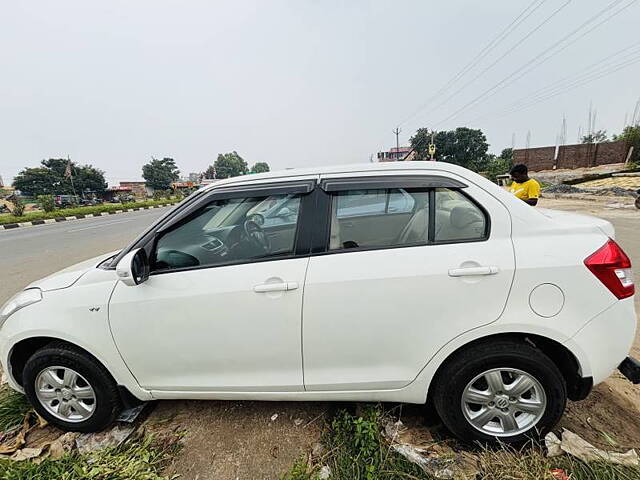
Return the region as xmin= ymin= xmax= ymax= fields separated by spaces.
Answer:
xmin=253 ymin=282 xmax=299 ymax=293
xmin=448 ymin=266 xmax=499 ymax=277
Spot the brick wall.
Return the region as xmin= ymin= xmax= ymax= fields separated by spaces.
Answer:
xmin=513 ymin=141 xmax=629 ymax=171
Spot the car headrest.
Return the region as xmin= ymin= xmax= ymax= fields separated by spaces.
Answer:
xmin=450 ymin=206 xmax=483 ymax=229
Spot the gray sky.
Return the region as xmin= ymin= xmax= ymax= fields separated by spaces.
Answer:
xmin=1 ymin=0 xmax=639 ymax=185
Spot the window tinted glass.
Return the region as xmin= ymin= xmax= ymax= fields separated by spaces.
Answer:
xmin=329 ymin=189 xmax=428 ymax=250
xmin=434 ymin=188 xmax=486 ymax=242
xmin=154 ymin=193 xmax=301 ymax=271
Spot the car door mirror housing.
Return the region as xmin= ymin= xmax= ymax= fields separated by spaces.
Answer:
xmin=116 ymin=248 xmax=150 ymax=286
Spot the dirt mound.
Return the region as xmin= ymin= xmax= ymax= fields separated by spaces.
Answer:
xmin=542 ymin=184 xmax=586 ymax=194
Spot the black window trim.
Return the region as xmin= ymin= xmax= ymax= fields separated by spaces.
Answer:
xmin=155 ymin=180 xmax=315 ymax=234
xmin=320 ymin=175 xmax=467 ymax=192
xmin=147 ymin=180 xmax=317 ymax=276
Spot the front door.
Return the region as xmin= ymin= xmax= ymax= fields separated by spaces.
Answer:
xmin=109 ymin=187 xmax=310 ymax=393
xmin=302 ymin=175 xmax=515 ymax=391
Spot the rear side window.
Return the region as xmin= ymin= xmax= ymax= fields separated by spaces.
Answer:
xmin=434 ymin=188 xmax=487 ymax=243
xmin=328 ymin=187 xmax=487 ymax=251
xmin=329 ymin=189 xmax=429 ymax=250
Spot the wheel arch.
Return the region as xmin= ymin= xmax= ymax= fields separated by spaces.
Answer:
xmin=8 ymin=336 xmax=146 ymax=405
xmin=426 ymin=332 xmax=591 ymax=404
xmin=10 ymin=337 xmax=109 ymax=388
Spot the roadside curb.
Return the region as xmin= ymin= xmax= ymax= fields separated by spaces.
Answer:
xmin=0 ymin=204 xmax=175 ymax=231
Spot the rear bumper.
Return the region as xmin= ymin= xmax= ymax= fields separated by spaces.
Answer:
xmin=619 ymin=356 xmax=640 ymax=384
xmin=566 ymin=297 xmax=637 ymax=385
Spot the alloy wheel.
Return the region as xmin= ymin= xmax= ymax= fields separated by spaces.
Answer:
xmin=35 ymin=366 xmax=96 ymax=423
xmin=461 ymin=367 xmax=546 ymax=437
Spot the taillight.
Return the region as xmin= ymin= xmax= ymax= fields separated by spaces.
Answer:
xmin=584 ymin=239 xmax=635 ymax=300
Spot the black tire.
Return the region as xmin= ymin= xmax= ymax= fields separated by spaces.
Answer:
xmin=23 ymin=342 xmax=121 ymax=432
xmin=432 ymin=339 xmax=566 ymax=444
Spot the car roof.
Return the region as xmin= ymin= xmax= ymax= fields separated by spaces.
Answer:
xmin=202 ymin=161 xmax=470 ymax=191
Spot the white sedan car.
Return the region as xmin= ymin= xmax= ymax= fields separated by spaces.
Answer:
xmin=1 ymin=162 xmax=637 ymax=443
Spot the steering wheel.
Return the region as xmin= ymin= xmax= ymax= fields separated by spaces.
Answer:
xmin=243 ymin=219 xmax=271 ymax=254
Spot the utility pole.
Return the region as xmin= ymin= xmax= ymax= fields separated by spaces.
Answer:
xmin=392 ymin=127 xmax=401 ymax=160
xmin=429 ymin=130 xmax=436 ymax=161
xmin=66 ymin=155 xmax=78 ymax=198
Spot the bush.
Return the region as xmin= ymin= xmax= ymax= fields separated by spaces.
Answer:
xmin=36 ymin=194 xmax=56 ymax=212
xmin=0 ymin=198 xmax=180 ymax=225
xmin=486 ymin=156 xmax=513 ymax=182
xmin=9 ymin=197 xmax=25 ymax=217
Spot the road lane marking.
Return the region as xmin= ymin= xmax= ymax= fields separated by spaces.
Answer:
xmin=66 ymin=218 xmax=134 ymax=232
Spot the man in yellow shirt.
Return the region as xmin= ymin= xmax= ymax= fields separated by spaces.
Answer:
xmin=509 ymin=164 xmax=541 ymax=206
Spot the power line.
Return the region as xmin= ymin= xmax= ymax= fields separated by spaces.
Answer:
xmin=434 ymin=0 xmax=635 ymax=127
xmin=398 ymin=0 xmax=546 ymax=127
xmin=485 ymin=54 xmax=640 ymax=119
xmin=410 ymin=0 xmax=570 ymax=126
xmin=470 ymin=42 xmax=640 ymax=121
xmin=497 ymin=43 xmax=640 ymax=112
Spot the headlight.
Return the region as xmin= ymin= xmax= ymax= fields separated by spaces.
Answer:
xmin=0 ymin=288 xmax=42 ymax=327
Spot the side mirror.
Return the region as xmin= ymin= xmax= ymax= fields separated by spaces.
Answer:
xmin=115 ymin=248 xmax=150 ymax=286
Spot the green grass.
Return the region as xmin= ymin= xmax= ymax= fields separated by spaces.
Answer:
xmin=477 ymin=443 xmax=640 ymax=480
xmin=281 ymin=407 xmax=429 ymax=480
xmin=282 ymin=406 xmax=640 ymax=480
xmin=0 ymin=387 xmax=181 ymax=479
xmin=0 ymin=199 xmax=180 ymax=225
xmin=0 ymin=434 xmax=180 ymax=480
xmin=0 ymin=389 xmax=31 ymax=433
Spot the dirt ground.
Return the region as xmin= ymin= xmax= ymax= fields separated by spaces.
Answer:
xmin=147 ymin=401 xmax=328 ymax=480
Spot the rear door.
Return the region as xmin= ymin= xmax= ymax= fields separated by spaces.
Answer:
xmin=302 ymin=173 xmax=515 ymax=391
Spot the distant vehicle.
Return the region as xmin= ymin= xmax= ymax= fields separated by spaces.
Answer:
xmin=54 ymin=195 xmax=80 ymax=207
xmin=79 ymin=198 xmax=102 ymax=206
xmin=1 ymin=162 xmax=637 ymax=444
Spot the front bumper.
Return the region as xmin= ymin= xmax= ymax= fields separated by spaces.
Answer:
xmin=619 ymin=356 xmax=640 ymax=384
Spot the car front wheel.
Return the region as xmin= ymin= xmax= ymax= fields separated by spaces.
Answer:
xmin=23 ymin=343 xmax=121 ymax=432
xmin=432 ymin=339 xmax=567 ymax=444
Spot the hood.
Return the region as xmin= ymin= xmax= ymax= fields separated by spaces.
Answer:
xmin=536 ymin=208 xmax=615 ymax=238
xmin=27 ymin=250 xmax=120 ymax=292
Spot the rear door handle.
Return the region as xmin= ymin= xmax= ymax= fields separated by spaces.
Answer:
xmin=253 ymin=282 xmax=299 ymax=293
xmin=448 ymin=266 xmax=499 ymax=277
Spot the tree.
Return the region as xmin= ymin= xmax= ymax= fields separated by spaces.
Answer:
xmin=250 ymin=162 xmax=270 ymax=174
xmin=581 ymin=129 xmax=608 ymax=144
xmin=142 ymin=157 xmax=180 ymax=190
xmin=213 ymin=152 xmax=248 ymax=179
xmin=12 ymin=159 xmax=107 ymax=196
xmin=613 ymin=125 xmax=640 ymax=164
xmin=204 ymin=165 xmax=217 ymax=180
xmin=410 ymin=127 xmax=490 ymax=171
xmin=485 ymin=149 xmax=514 ymax=181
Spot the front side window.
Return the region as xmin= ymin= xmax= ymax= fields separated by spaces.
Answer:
xmin=153 ymin=193 xmax=302 ymax=271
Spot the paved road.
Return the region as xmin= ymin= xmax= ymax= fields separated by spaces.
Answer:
xmin=0 ymin=207 xmax=169 ymax=303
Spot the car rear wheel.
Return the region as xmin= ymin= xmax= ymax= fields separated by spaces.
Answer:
xmin=23 ymin=343 xmax=121 ymax=432
xmin=432 ymin=339 xmax=566 ymax=444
